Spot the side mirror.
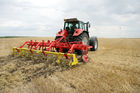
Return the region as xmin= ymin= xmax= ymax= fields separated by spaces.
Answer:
xmin=89 ymin=23 xmax=91 ymax=28
xmin=86 ymin=22 xmax=90 ymax=28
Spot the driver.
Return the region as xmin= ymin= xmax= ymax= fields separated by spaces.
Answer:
xmin=71 ymin=23 xmax=77 ymax=29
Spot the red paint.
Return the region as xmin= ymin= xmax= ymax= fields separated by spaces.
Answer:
xmin=56 ymin=30 xmax=67 ymax=37
xmin=82 ymin=55 xmax=88 ymax=63
xmin=18 ymin=30 xmax=92 ymax=62
xmin=19 ymin=38 xmax=91 ymax=54
xmin=73 ymin=29 xmax=83 ymax=36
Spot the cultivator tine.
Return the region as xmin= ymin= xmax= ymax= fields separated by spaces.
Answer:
xmin=12 ymin=47 xmax=78 ymax=66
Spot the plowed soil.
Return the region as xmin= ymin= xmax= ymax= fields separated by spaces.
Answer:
xmin=0 ymin=37 xmax=140 ymax=93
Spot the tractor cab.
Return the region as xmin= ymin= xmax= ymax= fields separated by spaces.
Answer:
xmin=64 ymin=18 xmax=89 ymax=35
xmin=56 ymin=18 xmax=90 ymax=37
xmin=64 ymin=22 xmax=79 ymax=35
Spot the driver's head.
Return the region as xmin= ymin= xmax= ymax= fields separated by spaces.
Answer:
xmin=73 ymin=23 xmax=76 ymax=26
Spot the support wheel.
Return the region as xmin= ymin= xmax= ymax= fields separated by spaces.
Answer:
xmin=82 ymin=55 xmax=88 ymax=63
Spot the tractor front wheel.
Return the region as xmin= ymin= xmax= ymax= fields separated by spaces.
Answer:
xmin=55 ymin=36 xmax=61 ymax=52
xmin=55 ymin=36 xmax=68 ymax=53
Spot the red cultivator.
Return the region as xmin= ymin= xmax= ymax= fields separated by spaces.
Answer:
xmin=13 ymin=18 xmax=98 ymax=66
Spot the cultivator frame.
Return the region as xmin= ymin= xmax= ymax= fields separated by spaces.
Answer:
xmin=13 ymin=30 xmax=92 ymax=66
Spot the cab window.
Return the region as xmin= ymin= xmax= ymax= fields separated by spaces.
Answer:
xmin=79 ymin=22 xmax=85 ymax=30
xmin=64 ymin=22 xmax=79 ymax=30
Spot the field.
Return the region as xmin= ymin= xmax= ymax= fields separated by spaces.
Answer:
xmin=0 ymin=37 xmax=140 ymax=93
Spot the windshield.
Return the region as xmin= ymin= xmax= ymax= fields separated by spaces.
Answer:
xmin=64 ymin=22 xmax=79 ymax=30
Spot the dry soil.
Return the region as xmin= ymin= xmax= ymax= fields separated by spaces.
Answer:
xmin=0 ymin=37 xmax=140 ymax=93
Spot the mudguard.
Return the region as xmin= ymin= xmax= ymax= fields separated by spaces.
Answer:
xmin=56 ymin=29 xmax=84 ymax=36
xmin=73 ymin=29 xmax=83 ymax=36
xmin=56 ymin=30 xmax=68 ymax=37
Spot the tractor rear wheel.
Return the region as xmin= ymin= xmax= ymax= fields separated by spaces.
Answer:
xmin=89 ymin=36 xmax=98 ymax=51
xmin=75 ymin=32 xmax=89 ymax=55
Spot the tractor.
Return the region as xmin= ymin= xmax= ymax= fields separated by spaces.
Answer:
xmin=55 ymin=18 xmax=98 ymax=53
xmin=12 ymin=18 xmax=98 ymax=66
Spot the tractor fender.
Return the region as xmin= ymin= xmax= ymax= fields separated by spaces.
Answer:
xmin=73 ymin=29 xmax=83 ymax=36
xmin=73 ymin=29 xmax=89 ymax=37
xmin=56 ymin=30 xmax=68 ymax=37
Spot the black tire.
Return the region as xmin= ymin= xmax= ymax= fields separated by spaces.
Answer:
xmin=89 ymin=36 xmax=98 ymax=51
xmin=75 ymin=32 xmax=89 ymax=55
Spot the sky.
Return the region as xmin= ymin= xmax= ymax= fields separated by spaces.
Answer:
xmin=0 ymin=0 xmax=140 ymax=38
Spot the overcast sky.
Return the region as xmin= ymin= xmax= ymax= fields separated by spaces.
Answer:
xmin=0 ymin=0 xmax=140 ymax=38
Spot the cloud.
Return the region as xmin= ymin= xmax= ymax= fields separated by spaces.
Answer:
xmin=0 ymin=0 xmax=140 ymax=37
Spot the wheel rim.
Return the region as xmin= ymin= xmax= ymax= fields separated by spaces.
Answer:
xmin=94 ymin=41 xmax=97 ymax=49
xmin=82 ymin=37 xmax=88 ymax=45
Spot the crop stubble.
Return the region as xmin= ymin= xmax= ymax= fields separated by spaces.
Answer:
xmin=0 ymin=37 xmax=140 ymax=93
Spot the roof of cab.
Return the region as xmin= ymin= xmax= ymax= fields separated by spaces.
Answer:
xmin=64 ymin=18 xmax=84 ymax=23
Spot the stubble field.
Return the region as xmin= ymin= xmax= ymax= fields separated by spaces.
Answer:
xmin=0 ymin=37 xmax=140 ymax=93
